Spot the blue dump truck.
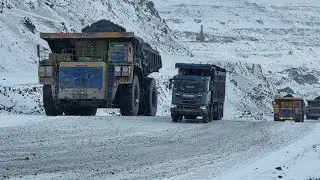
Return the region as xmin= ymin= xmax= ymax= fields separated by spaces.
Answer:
xmin=169 ymin=63 xmax=227 ymax=123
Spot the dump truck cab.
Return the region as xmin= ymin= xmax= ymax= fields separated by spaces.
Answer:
xmin=38 ymin=30 xmax=162 ymax=116
xmin=169 ymin=63 xmax=226 ymax=123
xmin=273 ymin=94 xmax=305 ymax=122
xmin=306 ymin=96 xmax=320 ymax=120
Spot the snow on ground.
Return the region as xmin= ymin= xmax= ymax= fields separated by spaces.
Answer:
xmin=0 ymin=115 xmax=318 ymax=180
xmin=218 ymin=123 xmax=320 ymax=180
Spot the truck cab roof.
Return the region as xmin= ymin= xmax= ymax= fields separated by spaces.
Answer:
xmin=175 ymin=63 xmax=226 ymax=72
xmin=172 ymin=75 xmax=210 ymax=80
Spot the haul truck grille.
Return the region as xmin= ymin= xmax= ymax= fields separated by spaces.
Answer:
xmin=58 ymin=62 xmax=106 ymax=100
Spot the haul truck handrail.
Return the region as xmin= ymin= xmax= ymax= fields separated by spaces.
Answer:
xmin=40 ymin=32 xmax=136 ymax=39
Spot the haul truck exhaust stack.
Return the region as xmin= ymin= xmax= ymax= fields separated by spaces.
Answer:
xmin=37 ymin=23 xmax=162 ymax=116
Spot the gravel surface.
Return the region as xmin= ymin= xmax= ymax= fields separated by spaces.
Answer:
xmin=0 ymin=116 xmax=317 ymax=180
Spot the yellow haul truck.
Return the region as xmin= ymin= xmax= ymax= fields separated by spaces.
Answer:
xmin=37 ymin=22 xmax=162 ymax=116
xmin=273 ymin=94 xmax=305 ymax=122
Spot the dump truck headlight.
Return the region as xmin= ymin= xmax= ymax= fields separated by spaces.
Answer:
xmin=39 ymin=67 xmax=45 ymax=73
xmin=121 ymin=66 xmax=130 ymax=76
xmin=114 ymin=66 xmax=121 ymax=76
xmin=115 ymin=66 xmax=121 ymax=72
xmin=199 ymin=106 xmax=207 ymax=110
xmin=46 ymin=66 xmax=52 ymax=72
xmin=122 ymin=66 xmax=129 ymax=73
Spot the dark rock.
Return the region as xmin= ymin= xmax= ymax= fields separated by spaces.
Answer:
xmin=277 ymin=87 xmax=295 ymax=95
xmin=82 ymin=20 xmax=126 ymax=33
xmin=278 ymin=175 xmax=283 ymax=178
xmin=275 ymin=167 xmax=282 ymax=170
xmin=23 ymin=17 xmax=36 ymax=34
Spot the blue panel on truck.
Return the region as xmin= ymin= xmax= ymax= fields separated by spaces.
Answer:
xmin=59 ymin=67 xmax=103 ymax=89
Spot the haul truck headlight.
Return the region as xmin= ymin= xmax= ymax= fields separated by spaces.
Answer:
xmin=46 ymin=66 xmax=52 ymax=72
xmin=114 ymin=66 xmax=121 ymax=76
xmin=199 ymin=106 xmax=207 ymax=110
xmin=122 ymin=66 xmax=129 ymax=72
xmin=121 ymin=66 xmax=130 ymax=76
xmin=39 ymin=67 xmax=45 ymax=73
xmin=114 ymin=66 xmax=131 ymax=76
xmin=39 ymin=66 xmax=53 ymax=77
xmin=115 ymin=66 xmax=121 ymax=72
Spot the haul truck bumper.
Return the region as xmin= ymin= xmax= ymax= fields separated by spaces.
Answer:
xmin=170 ymin=107 xmax=208 ymax=116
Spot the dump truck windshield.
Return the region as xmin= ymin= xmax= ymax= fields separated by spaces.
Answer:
xmin=173 ymin=80 xmax=206 ymax=93
xmin=110 ymin=44 xmax=127 ymax=53
xmin=109 ymin=44 xmax=128 ymax=61
xmin=59 ymin=67 xmax=103 ymax=89
xmin=308 ymin=101 xmax=320 ymax=107
xmin=275 ymin=100 xmax=302 ymax=108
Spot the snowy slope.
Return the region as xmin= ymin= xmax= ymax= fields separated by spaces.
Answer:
xmin=0 ymin=0 xmax=189 ymax=115
xmin=2 ymin=0 xmax=320 ymax=120
xmin=152 ymin=0 xmax=320 ymax=119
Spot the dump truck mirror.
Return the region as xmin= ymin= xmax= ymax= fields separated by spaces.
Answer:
xmin=37 ymin=44 xmax=40 ymax=58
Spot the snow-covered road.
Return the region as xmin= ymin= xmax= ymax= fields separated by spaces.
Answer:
xmin=0 ymin=115 xmax=319 ymax=180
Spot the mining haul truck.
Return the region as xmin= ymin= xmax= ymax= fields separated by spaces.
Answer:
xmin=169 ymin=63 xmax=226 ymax=123
xmin=273 ymin=94 xmax=305 ymax=122
xmin=306 ymin=96 xmax=320 ymax=120
xmin=37 ymin=24 xmax=162 ymax=116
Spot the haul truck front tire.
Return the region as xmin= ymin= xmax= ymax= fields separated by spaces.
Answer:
xmin=140 ymin=78 xmax=158 ymax=116
xmin=120 ymin=75 xmax=140 ymax=116
xmin=43 ymin=85 xmax=62 ymax=116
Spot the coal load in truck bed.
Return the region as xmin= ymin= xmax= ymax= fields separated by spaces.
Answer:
xmin=82 ymin=19 xmax=126 ymax=33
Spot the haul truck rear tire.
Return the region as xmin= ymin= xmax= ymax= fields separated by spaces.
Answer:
xmin=140 ymin=78 xmax=158 ymax=116
xmin=171 ymin=114 xmax=182 ymax=122
xmin=120 ymin=75 xmax=140 ymax=116
xmin=43 ymin=85 xmax=62 ymax=116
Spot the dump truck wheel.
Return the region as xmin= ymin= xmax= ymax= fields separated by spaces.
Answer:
xmin=212 ymin=104 xmax=219 ymax=120
xmin=208 ymin=106 xmax=213 ymax=122
xmin=217 ymin=107 xmax=222 ymax=120
xmin=306 ymin=114 xmax=310 ymax=119
xmin=172 ymin=114 xmax=182 ymax=122
xmin=202 ymin=115 xmax=209 ymax=123
xmin=43 ymin=85 xmax=62 ymax=116
xmin=295 ymin=115 xmax=302 ymax=122
xmin=120 ymin=75 xmax=140 ymax=116
xmin=141 ymin=78 xmax=157 ymax=116
xmin=202 ymin=108 xmax=210 ymax=123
